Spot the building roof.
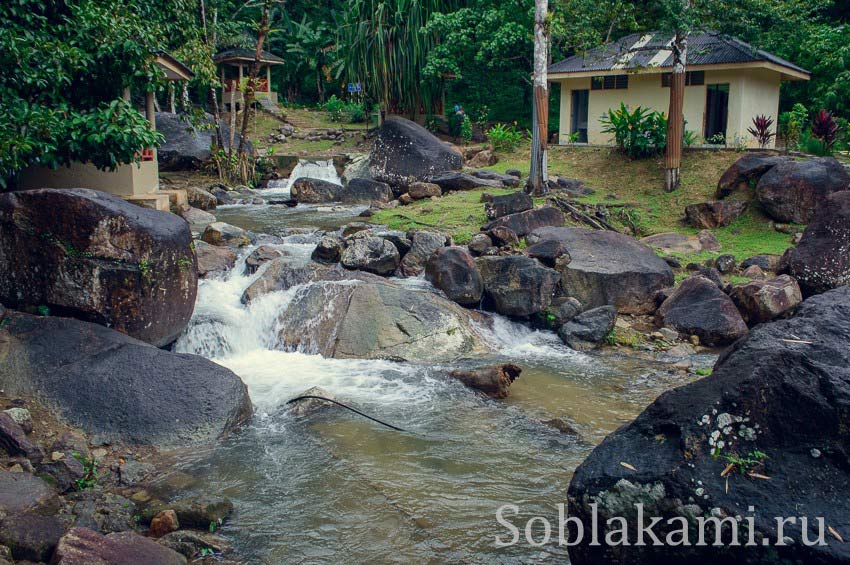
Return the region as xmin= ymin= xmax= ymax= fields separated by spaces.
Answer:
xmin=549 ymin=31 xmax=809 ymax=80
xmin=214 ymin=48 xmax=284 ymax=65
xmin=153 ymin=51 xmax=194 ymax=81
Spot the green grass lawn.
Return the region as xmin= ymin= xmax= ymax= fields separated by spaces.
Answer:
xmin=375 ymin=143 xmax=799 ymax=262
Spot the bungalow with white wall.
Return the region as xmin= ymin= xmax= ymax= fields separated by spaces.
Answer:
xmin=549 ymin=32 xmax=809 ymax=148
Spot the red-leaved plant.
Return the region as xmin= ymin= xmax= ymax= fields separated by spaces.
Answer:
xmin=811 ymin=109 xmax=841 ymax=153
xmin=747 ymin=114 xmax=775 ymax=148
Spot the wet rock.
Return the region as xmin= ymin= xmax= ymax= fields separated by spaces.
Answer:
xmin=557 ymin=306 xmax=617 ymax=350
xmin=373 ymin=230 xmax=412 ymax=256
xmin=341 ymin=237 xmax=400 ymax=276
xmin=427 ymin=172 xmax=502 ymax=191
xmin=167 ymin=495 xmax=233 ymax=530
xmin=286 ymin=386 xmax=337 ymax=417
xmin=53 ymin=527 xmax=187 ymax=564
xmin=541 ymin=297 xmax=583 ymax=329
xmin=476 ymin=256 xmax=560 ymax=317
xmin=156 ymin=111 xmax=247 ymax=171
xmin=243 ymin=245 xmax=285 ymax=275
xmin=68 ymin=491 xmax=136 ymax=534
xmin=467 ymin=148 xmax=498 ymax=168
xmin=407 ymin=182 xmax=442 ymax=200
xmin=713 ymin=254 xmax=737 ymax=274
xmin=467 ymin=233 xmax=493 ymax=256
xmin=542 ymin=418 xmax=580 ymax=435
xmin=657 ymin=276 xmax=748 ymax=346
xmin=755 ymin=157 xmax=850 ymax=223
xmin=482 ymin=207 xmax=565 ymax=238
xmin=341 ymin=222 xmax=376 ymax=238
xmin=505 ymin=168 xmax=522 ymax=178
xmin=486 ymin=226 xmax=519 ymax=247
xmin=0 ymin=413 xmax=43 ymax=463
xmin=185 ymin=186 xmax=217 ymax=211
xmin=0 ymin=312 xmax=252 ymax=447
xmin=741 ymin=254 xmax=781 ymax=273
xmin=567 ymin=285 xmax=850 ymax=564
xmin=484 ymin=191 xmax=532 ymax=220
xmin=729 ymin=275 xmax=802 ymax=324
xmin=342 ymin=153 xmax=372 ymax=184
xmin=785 ymin=190 xmax=850 ymax=296
xmin=290 ymin=178 xmax=342 ymax=203
xmin=0 ymin=512 xmax=66 ymax=562
xmin=425 ymin=247 xmax=483 ymax=306
xmin=0 ymin=188 xmax=197 ymax=348
xmin=312 ymin=235 xmax=345 ymax=264
xmin=116 ymin=460 xmax=155 ymax=486
xmin=716 ymin=153 xmax=786 ymax=198
xmin=685 ymin=200 xmax=747 ymax=229
xmin=194 ymin=240 xmax=236 ymax=278
xmin=398 ymin=231 xmax=448 ymax=276
xmin=0 ymin=469 xmax=59 ymax=516
xmin=472 ymin=170 xmax=520 ymax=187
xmin=157 ymin=530 xmax=230 ymax=560
xmin=201 ymin=221 xmax=250 ymax=247
xmin=525 ymin=239 xmax=570 ymax=268
xmin=449 ymin=364 xmax=521 ymax=398
xmin=150 ymin=510 xmax=180 ymax=538
xmin=241 ymin=257 xmax=328 ymax=303
xmin=370 ymin=116 xmax=463 ymax=188
xmin=534 ymin=227 xmax=674 ymax=315
xmin=343 ymin=178 xmax=393 ymax=205
xmin=2 ymin=408 xmax=32 ymax=435
xmin=278 ymin=281 xmax=487 ymax=363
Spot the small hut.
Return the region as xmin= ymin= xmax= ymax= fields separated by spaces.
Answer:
xmin=214 ymin=48 xmax=285 ymax=112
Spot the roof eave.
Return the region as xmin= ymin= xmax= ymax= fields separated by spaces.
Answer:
xmin=549 ymin=61 xmax=810 ymax=81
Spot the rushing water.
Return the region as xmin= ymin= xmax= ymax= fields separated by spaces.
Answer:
xmin=170 ymin=163 xmax=699 ymax=562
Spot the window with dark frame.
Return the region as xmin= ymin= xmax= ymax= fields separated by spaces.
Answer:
xmin=661 ymin=70 xmax=705 ymax=87
xmin=591 ymin=75 xmax=629 ymax=90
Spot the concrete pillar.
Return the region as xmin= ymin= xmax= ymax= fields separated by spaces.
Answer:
xmin=145 ymin=90 xmax=157 ymax=162
xmin=266 ymin=65 xmax=271 ymax=93
xmin=237 ymin=65 xmax=243 ymax=112
xmin=122 ymin=87 xmax=131 ymax=102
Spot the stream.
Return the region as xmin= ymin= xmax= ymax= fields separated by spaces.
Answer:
xmin=171 ymin=161 xmax=700 ymax=563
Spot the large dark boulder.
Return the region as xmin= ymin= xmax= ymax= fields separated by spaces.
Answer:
xmin=755 ymin=157 xmax=850 ymax=223
xmin=427 ymin=172 xmax=502 ymax=192
xmin=0 ymin=311 xmax=252 ymax=447
xmin=785 ymin=191 xmax=850 ymax=296
xmin=290 ymin=178 xmax=344 ymax=203
xmin=482 ymin=207 xmax=565 ymax=238
xmin=567 ymin=286 xmax=850 ymax=564
xmin=0 ymin=188 xmax=196 ymax=347
xmin=657 ymin=276 xmax=748 ymax=346
xmin=369 ymin=116 xmax=463 ymax=187
xmin=476 ymin=256 xmax=560 ymax=317
xmin=557 ymin=305 xmax=617 ymax=351
xmin=716 ymin=153 xmax=786 ymax=198
xmin=684 ymin=200 xmax=747 ymax=229
xmin=531 ymin=227 xmax=674 ymax=315
xmin=278 ymin=280 xmax=487 ymax=362
xmin=425 ymin=247 xmax=483 ymax=306
xmin=398 ymin=230 xmax=448 ymax=276
xmin=485 ymin=191 xmax=533 ymax=220
xmin=343 ymin=178 xmax=393 ymax=205
xmin=156 ymin=112 xmax=249 ymax=171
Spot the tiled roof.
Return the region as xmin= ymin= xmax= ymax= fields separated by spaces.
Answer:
xmin=549 ymin=31 xmax=808 ymax=76
xmin=214 ymin=48 xmax=284 ymax=64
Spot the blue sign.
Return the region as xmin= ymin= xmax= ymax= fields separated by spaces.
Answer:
xmin=347 ymin=82 xmax=362 ymax=93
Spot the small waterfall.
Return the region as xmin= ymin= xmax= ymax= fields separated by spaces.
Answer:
xmin=264 ymin=159 xmax=342 ymax=198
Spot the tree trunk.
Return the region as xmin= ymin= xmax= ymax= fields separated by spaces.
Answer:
xmin=236 ymin=0 xmax=272 ymax=182
xmin=529 ymin=0 xmax=549 ymax=196
xmin=664 ymin=5 xmax=690 ymax=192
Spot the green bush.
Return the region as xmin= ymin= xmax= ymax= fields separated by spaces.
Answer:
xmin=460 ymin=115 xmax=473 ymax=144
xmin=486 ymin=122 xmax=524 ymax=151
xmin=345 ymin=102 xmax=366 ymax=123
xmin=323 ymin=95 xmax=346 ymax=122
xmin=600 ymin=103 xmax=667 ymax=159
xmin=778 ymin=103 xmax=809 ymax=150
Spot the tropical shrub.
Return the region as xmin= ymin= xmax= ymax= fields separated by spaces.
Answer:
xmin=600 ymin=104 xmax=667 ymax=159
xmin=747 ymin=114 xmax=775 ymax=148
xmin=323 ymin=95 xmax=346 ymax=122
xmin=778 ymin=103 xmax=808 ymax=150
xmin=345 ymin=102 xmax=366 ymax=123
xmin=460 ymin=115 xmax=473 ymax=144
xmin=486 ymin=122 xmax=524 ymax=151
xmin=810 ymin=109 xmax=841 ymax=154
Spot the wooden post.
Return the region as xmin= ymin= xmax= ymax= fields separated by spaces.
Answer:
xmin=664 ymin=68 xmax=685 ymax=191
xmin=266 ymin=64 xmax=271 ymax=94
xmin=122 ymin=87 xmax=131 ymax=102
xmin=145 ymin=89 xmax=156 ymax=160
